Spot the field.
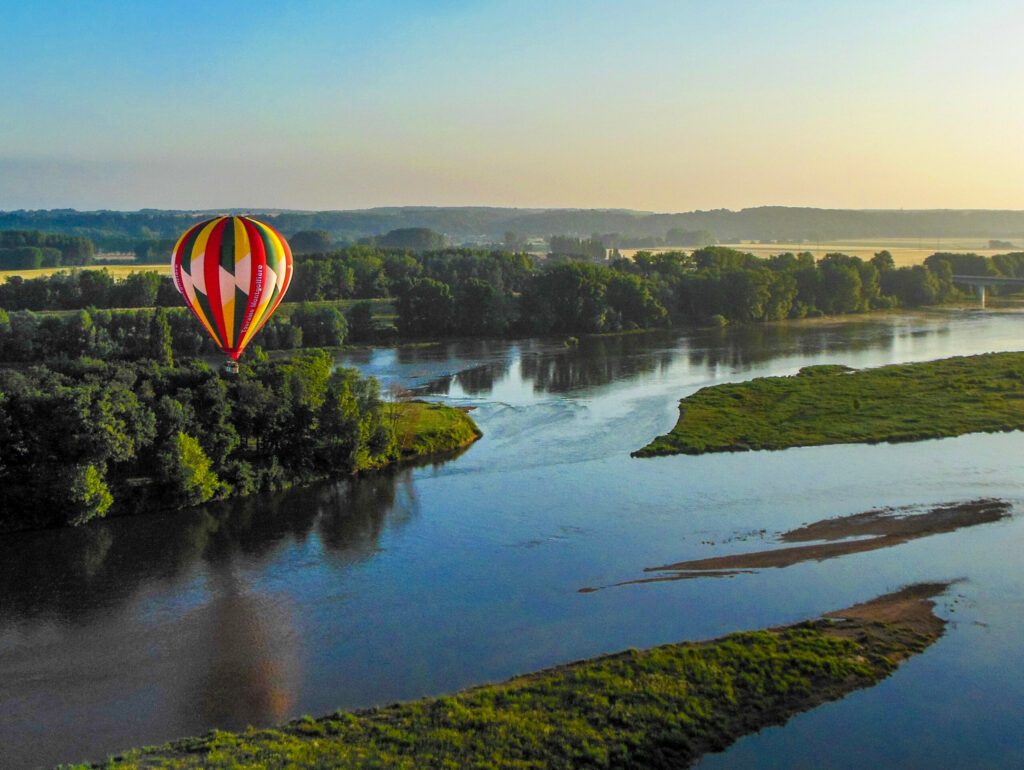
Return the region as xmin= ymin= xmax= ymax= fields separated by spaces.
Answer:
xmin=619 ymin=237 xmax=1018 ymax=267
xmin=0 ymin=264 xmax=169 ymax=281
xmin=634 ymin=353 xmax=1024 ymax=457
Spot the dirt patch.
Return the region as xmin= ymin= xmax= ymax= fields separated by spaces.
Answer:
xmin=581 ymin=499 xmax=1009 ymax=593
xmin=781 ymin=499 xmax=1007 ymax=543
xmin=822 ymin=581 xmax=953 ymax=640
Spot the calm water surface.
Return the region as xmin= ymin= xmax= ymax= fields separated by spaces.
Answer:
xmin=2 ymin=311 xmax=1023 ymax=768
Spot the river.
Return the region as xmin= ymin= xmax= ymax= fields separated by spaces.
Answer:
xmin=1 ymin=310 xmax=1023 ymax=768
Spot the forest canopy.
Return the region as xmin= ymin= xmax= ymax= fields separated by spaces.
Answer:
xmin=2 ymin=245 xmax=1010 ymax=344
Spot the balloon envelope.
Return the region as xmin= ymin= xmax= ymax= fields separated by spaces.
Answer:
xmin=171 ymin=216 xmax=293 ymax=360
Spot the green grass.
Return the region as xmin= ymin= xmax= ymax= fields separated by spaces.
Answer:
xmin=635 ymin=352 xmax=1024 ymax=456
xmin=62 ymin=598 xmax=936 ymax=770
xmin=390 ymin=400 xmax=482 ymax=458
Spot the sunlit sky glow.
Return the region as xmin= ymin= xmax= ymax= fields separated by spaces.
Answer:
xmin=2 ymin=0 xmax=1022 ymax=211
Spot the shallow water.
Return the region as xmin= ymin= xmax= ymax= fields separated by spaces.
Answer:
xmin=1 ymin=310 xmax=1023 ymax=768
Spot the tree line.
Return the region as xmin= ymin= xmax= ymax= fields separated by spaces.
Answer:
xmin=292 ymin=245 xmax=981 ymax=336
xmin=0 ymin=230 xmax=95 ymax=269
xmin=2 ymin=245 xmax=1018 ymax=341
xmin=6 ymin=206 xmax=1024 ymax=246
xmin=0 ymin=302 xmax=356 ymax=364
xmin=0 ymin=352 xmax=398 ymax=532
xmin=924 ymin=251 xmax=1024 ymax=280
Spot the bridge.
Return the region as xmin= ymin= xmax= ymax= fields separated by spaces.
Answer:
xmin=951 ymin=274 xmax=1024 ymax=308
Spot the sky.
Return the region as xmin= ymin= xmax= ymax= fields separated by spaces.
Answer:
xmin=1 ymin=0 xmax=1022 ymax=211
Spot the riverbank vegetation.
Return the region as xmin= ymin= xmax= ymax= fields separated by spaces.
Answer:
xmin=0 ymin=352 xmax=479 ymax=533
xmin=390 ymin=401 xmax=481 ymax=459
xmin=65 ymin=583 xmax=950 ymax=769
xmin=635 ymin=352 xmax=1024 ymax=457
xmin=6 ymin=245 xmax=1022 ymax=342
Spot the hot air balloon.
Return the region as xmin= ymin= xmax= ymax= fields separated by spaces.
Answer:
xmin=171 ymin=216 xmax=293 ymax=367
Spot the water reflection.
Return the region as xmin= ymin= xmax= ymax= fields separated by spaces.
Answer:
xmin=191 ymin=566 xmax=299 ymax=728
xmin=317 ymin=470 xmax=419 ymax=560
xmin=423 ymin=362 xmax=511 ymax=396
xmin=519 ymin=335 xmax=676 ymax=394
xmin=394 ymin=318 xmax=958 ymax=401
xmin=0 ymin=471 xmax=415 ymax=628
xmin=0 ymin=468 xmax=430 ymax=767
xmin=684 ymin=321 xmax=898 ymax=370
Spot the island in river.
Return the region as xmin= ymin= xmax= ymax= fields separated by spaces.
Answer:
xmin=634 ymin=351 xmax=1024 ymax=457
xmin=64 ymin=583 xmax=952 ymax=770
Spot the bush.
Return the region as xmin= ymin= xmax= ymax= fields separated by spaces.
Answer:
xmin=159 ymin=432 xmax=224 ymax=506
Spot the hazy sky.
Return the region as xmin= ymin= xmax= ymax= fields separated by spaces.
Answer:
xmin=2 ymin=0 xmax=1022 ymax=211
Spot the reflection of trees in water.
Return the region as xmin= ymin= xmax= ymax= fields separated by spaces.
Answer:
xmin=390 ymin=340 xmax=516 ymax=396
xmin=386 ymin=321 xmax=950 ymax=399
xmin=682 ymin=320 xmax=931 ymax=371
xmin=316 ymin=470 xmax=418 ymax=563
xmin=421 ymin=361 xmax=512 ymax=396
xmin=417 ymin=332 xmax=683 ymax=396
xmin=0 ymin=469 xmax=419 ymax=626
xmin=395 ymin=339 xmax=509 ymax=367
xmin=455 ymin=363 xmax=506 ymax=395
xmin=520 ymin=334 xmax=676 ymax=394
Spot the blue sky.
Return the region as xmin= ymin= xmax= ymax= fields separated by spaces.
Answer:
xmin=1 ymin=1 xmax=1022 ymax=210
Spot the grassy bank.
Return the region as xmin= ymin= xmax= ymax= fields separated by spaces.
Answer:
xmin=390 ymin=400 xmax=482 ymax=460
xmin=64 ymin=583 xmax=949 ymax=769
xmin=635 ymin=352 xmax=1024 ymax=457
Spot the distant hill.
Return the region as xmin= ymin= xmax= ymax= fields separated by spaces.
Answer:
xmin=3 ymin=206 xmax=1024 ymax=250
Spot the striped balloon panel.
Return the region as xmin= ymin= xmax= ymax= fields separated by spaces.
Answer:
xmin=170 ymin=215 xmax=293 ymax=360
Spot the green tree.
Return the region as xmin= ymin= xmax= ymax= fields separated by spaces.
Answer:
xmin=455 ymin=278 xmax=512 ymax=336
xmin=376 ymin=228 xmax=447 ymax=252
xmin=77 ymin=270 xmax=116 ymax=307
xmin=871 ymin=250 xmax=896 ymax=272
xmin=883 ymin=265 xmax=941 ymax=306
xmin=0 ymin=247 xmax=43 ymax=269
xmin=290 ymin=303 xmax=348 ymax=347
xmin=62 ymin=464 xmax=114 ymax=526
xmin=520 ymin=262 xmax=609 ymax=333
xmin=817 ymin=254 xmax=865 ymax=314
xmin=148 ymin=308 xmax=174 ymax=366
xmin=345 ymin=301 xmax=377 ymax=342
xmin=114 ymin=271 xmax=163 ymax=307
xmin=289 ymin=230 xmax=333 ymax=254
xmin=396 ymin=278 xmax=455 ymax=336
xmin=159 ymin=432 xmax=222 ymax=506
xmin=764 ymin=272 xmax=798 ymax=321
xmin=721 ymin=268 xmax=773 ymax=322
xmin=605 ymin=273 xmax=668 ymax=329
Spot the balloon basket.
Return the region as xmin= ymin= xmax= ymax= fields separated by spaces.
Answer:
xmin=222 ymin=359 xmax=240 ymax=376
